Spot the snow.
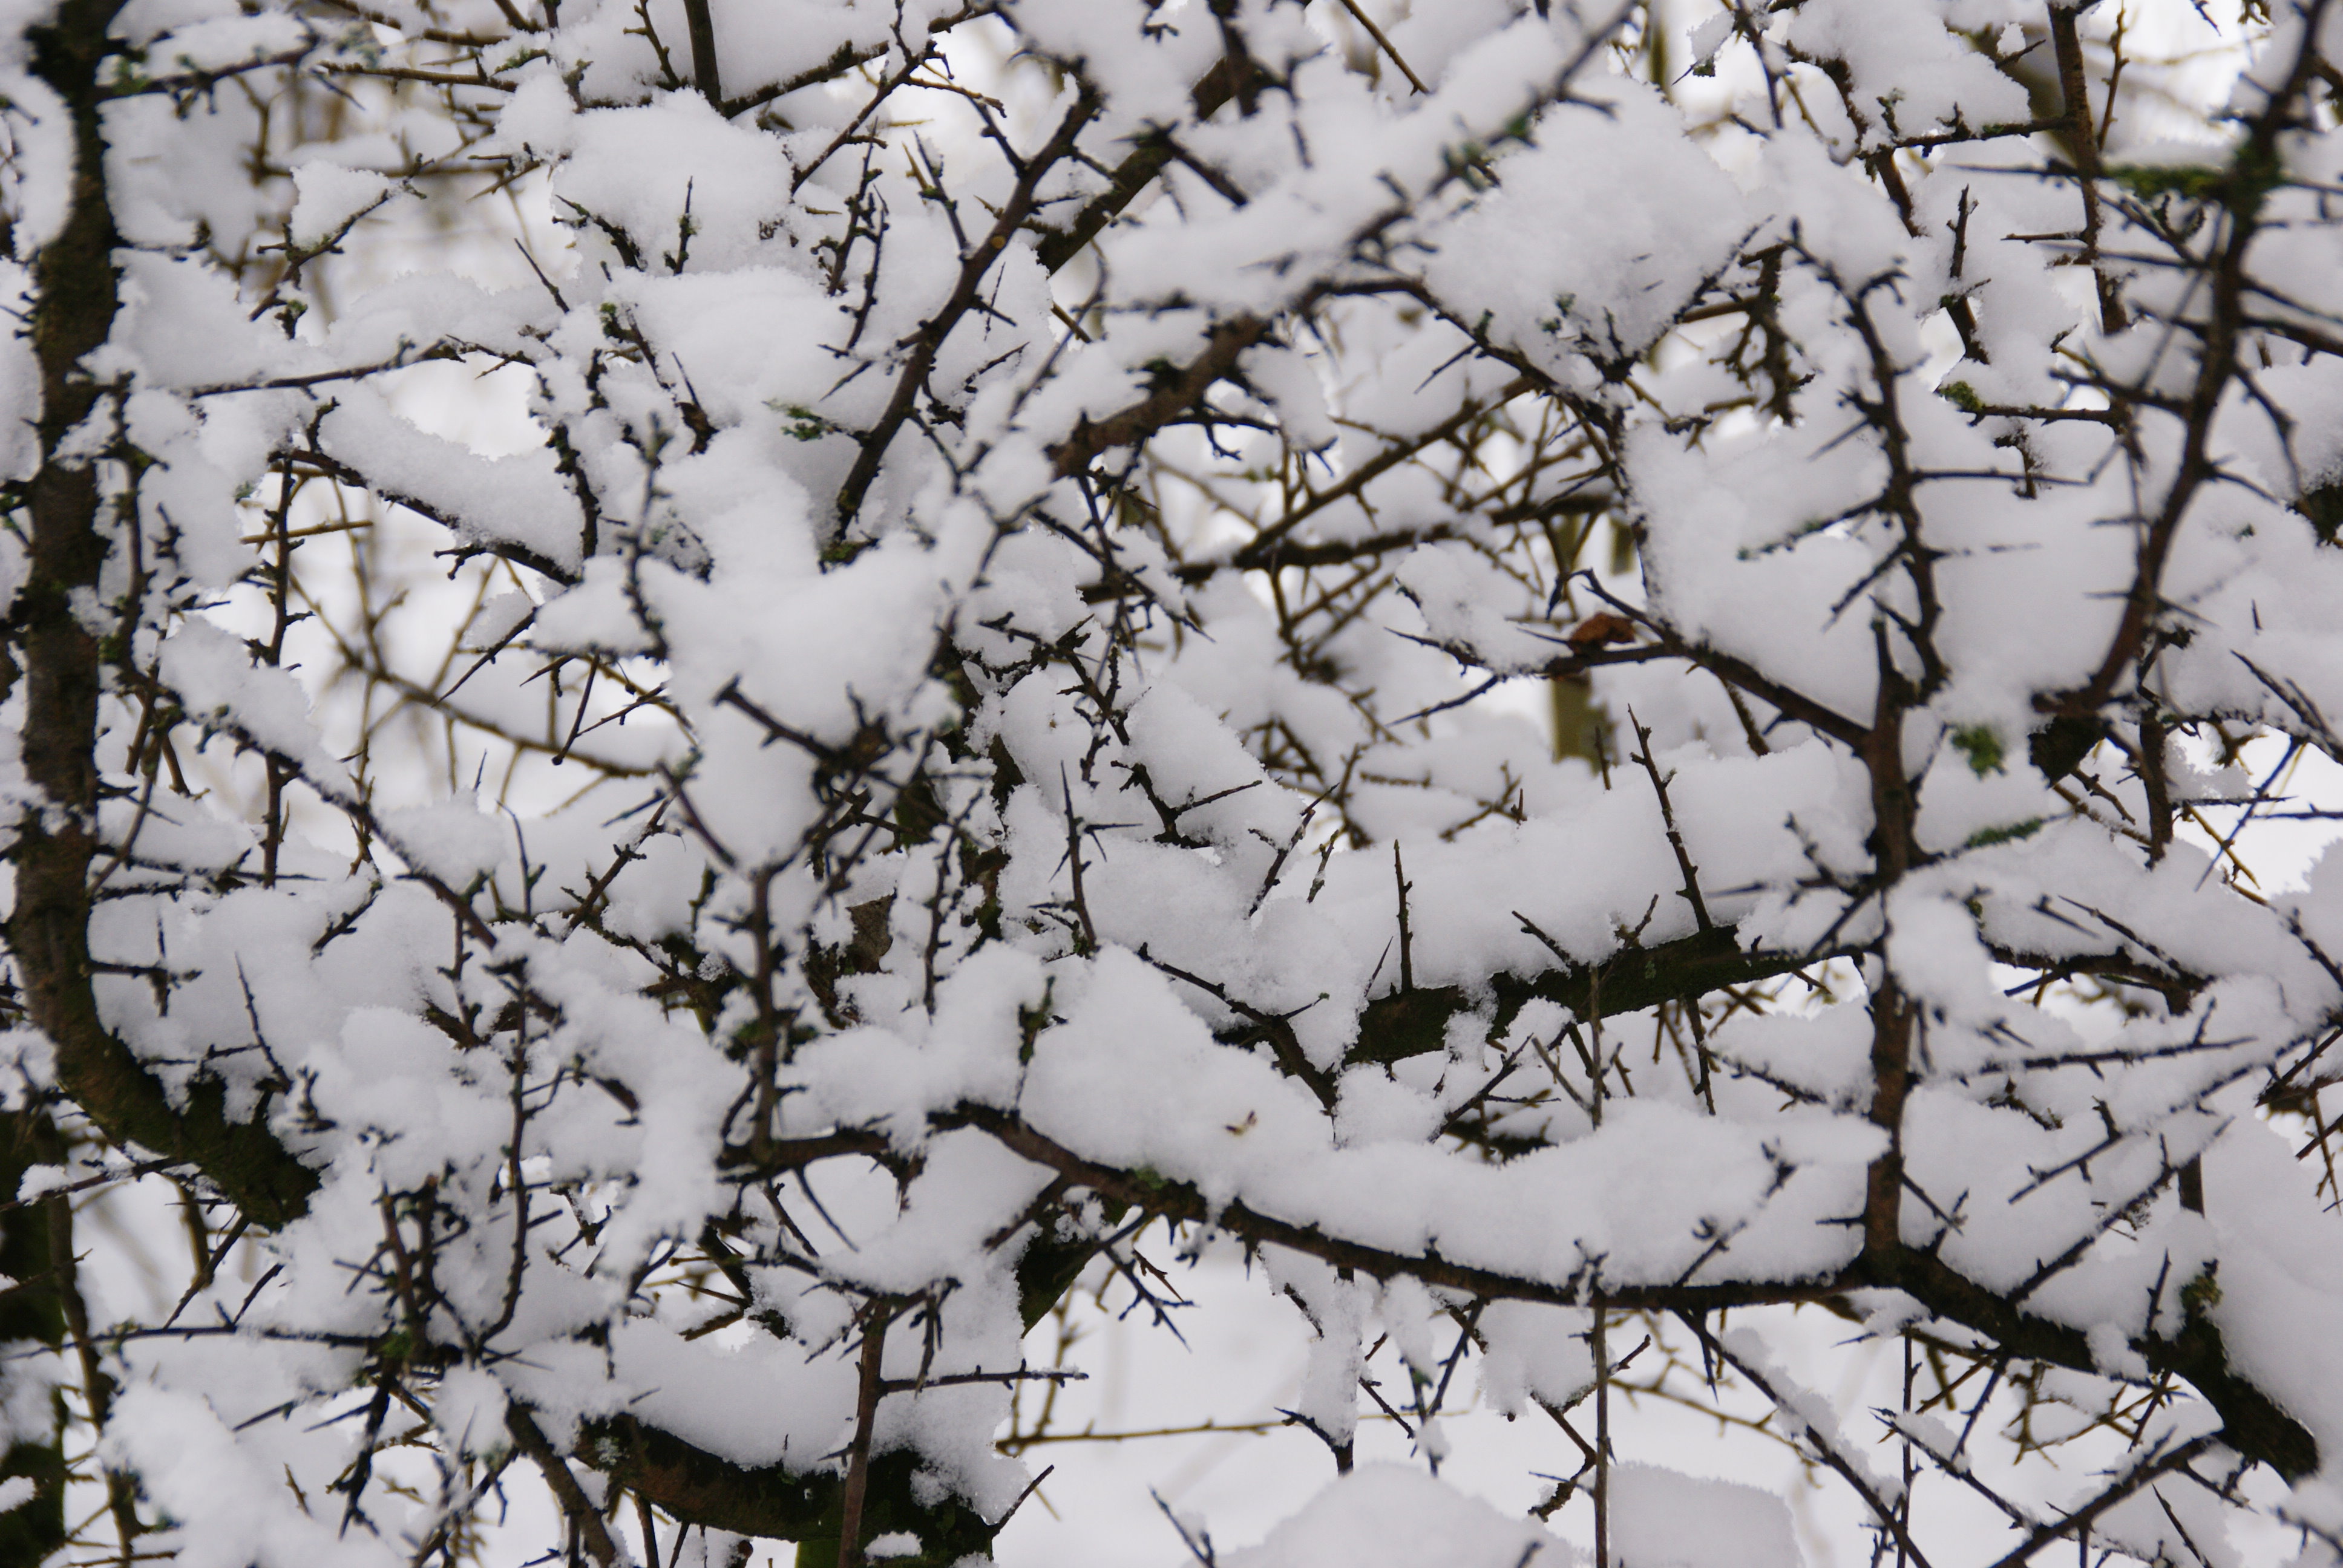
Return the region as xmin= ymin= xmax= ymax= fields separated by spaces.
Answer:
xmin=287 ymin=163 xmax=393 ymax=252
xmin=24 ymin=1 xmax=2343 ymax=1566
xmin=1217 ymin=1466 xmax=1570 ymax=1568
xmin=1608 ymin=1463 xmax=1803 ymax=1568
xmin=318 ymin=389 xmax=583 ymax=574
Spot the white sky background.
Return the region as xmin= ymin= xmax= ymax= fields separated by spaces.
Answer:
xmin=64 ymin=2 xmax=2343 ymax=1567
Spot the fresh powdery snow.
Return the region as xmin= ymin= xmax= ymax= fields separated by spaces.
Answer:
xmin=4 ymin=3 xmax=2343 ymax=1568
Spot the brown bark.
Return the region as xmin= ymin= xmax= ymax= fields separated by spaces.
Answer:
xmin=6 ymin=0 xmax=320 ymax=1233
